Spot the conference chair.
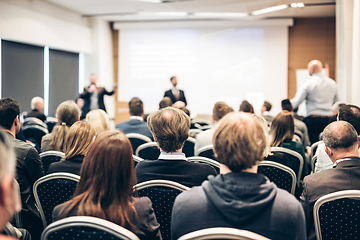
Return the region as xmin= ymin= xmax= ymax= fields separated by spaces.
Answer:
xmin=188 ymin=129 xmax=202 ymax=139
xmin=294 ymin=130 xmax=304 ymax=142
xmin=183 ymin=137 xmax=196 ymax=157
xmin=22 ymin=117 xmax=49 ymax=148
xmin=41 ymin=216 xmax=139 ymax=240
xmin=133 ymin=155 xmax=143 ymax=167
xmin=178 ymin=228 xmax=270 ymax=240
xmin=135 ymin=142 xmax=160 ymax=160
xmin=187 ymin=156 xmax=220 ymax=174
xmin=310 ymin=140 xmax=324 ymax=160
xmin=192 ymin=119 xmax=212 ymax=130
xmin=196 ymin=145 xmax=216 ymax=161
xmin=39 ymin=151 xmax=65 ymax=174
xmin=135 ymin=180 xmax=190 ymax=240
xmin=44 ymin=117 xmax=57 ymax=133
xmin=258 ymin=161 xmax=297 ymax=195
xmin=311 ymin=155 xmax=318 ymax=174
xmin=125 ymin=133 xmax=152 ymax=154
xmin=313 ymin=190 xmax=360 ymax=240
xmin=33 ymin=173 xmax=80 ymax=228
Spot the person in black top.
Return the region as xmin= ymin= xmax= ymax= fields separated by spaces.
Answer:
xmin=26 ymin=96 xmax=46 ymax=122
xmin=47 ymin=121 xmax=96 ymax=175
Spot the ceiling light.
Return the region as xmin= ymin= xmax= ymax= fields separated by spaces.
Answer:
xmin=138 ymin=12 xmax=189 ymax=16
xmin=194 ymin=12 xmax=248 ymax=18
xmin=291 ymin=2 xmax=305 ymax=8
xmin=252 ymin=4 xmax=288 ymax=16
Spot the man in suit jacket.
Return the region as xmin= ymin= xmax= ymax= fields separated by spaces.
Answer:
xmin=80 ymin=73 xmax=116 ymax=116
xmin=25 ymin=96 xmax=46 ymax=122
xmin=164 ymin=76 xmax=187 ymax=106
xmin=261 ymin=101 xmax=274 ymax=126
xmin=115 ymin=97 xmax=153 ymax=139
xmin=300 ymin=120 xmax=360 ymax=240
xmin=135 ymin=107 xmax=217 ymax=188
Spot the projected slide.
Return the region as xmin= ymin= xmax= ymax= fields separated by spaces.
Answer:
xmin=119 ymin=27 xmax=286 ymax=116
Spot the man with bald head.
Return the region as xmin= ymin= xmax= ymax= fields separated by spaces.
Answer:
xmin=291 ymin=60 xmax=338 ymax=144
xmin=300 ymin=121 xmax=360 ymax=240
xmin=26 ymin=96 xmax=46 ymax=122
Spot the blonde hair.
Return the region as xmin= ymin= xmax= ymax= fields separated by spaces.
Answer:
xmin=253 ymin=115 xmax=271 ymax=158
xmin=270 ymin=111 xmax=295 ymax=147
xmin=86 ymin=109 xmax=109 ymax=135
xmin=64 ymin=121 xmax=97 ymax=161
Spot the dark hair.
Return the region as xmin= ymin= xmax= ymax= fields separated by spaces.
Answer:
xmin=263 ymin=101 xmax=272 ymax=111
xmin=58 ymin=131 xmax=137 ymax=231
xmin=323 ymin=121 xmax=358 ymax=149
xmin=147 ymin=107 xmax=190 ymax=152
xmin=239 ymin=100 xmax=254 ymax=113
xmin=170 ymin=76 xmax=176 ymax=81
xmin=338 ymin=104 xmax=360 ymax=135
xmin=159 ymin=97 xmax=172 ymax=109
xmin=213 ymin=101 xmax=230 ymax=121
xmin=129 ymin=97 xmax=143 ymax=116
xmin=0 ymin=98 xmax=20 ymax=130
xmin=281 ymin=99 xmax=293 ymax=112
xmin=270 ymin=111 xmax=295 ymax=147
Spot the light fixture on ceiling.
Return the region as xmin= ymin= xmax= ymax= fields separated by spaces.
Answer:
xmin=138 ymin=11 xmax=189 ymax=16
xmin=291 ymin=2 xmax=305 ymax=8
xmin=251 ymin=4 xmax=288 ymax=16
xmin=193 ymin=12 xmax=248 ymax=18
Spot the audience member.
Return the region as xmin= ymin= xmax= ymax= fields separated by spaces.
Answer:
xmin=328 ymin=101 xmax=345 ymax=124
xmin=85 ymin=109 xmax=109 ymax=134
xmin=115 ymin=97 xmax=153 ymax=139
xmin=41 ymin=100 xmax=81 ymax=152
xmin=270 ymin=110 xmax=308 ymax=177
xmin=0 ymin=130 xmax=22 ymax=240
xmin=195 ymin=101 xmax=230 ymax=154
xmin=291 ymin=59 xmax=338 ymax=144
xmin=75 ymin=98 xmax=86 ymax=120
xmin=52 ymin=131 xmax=162 ymax=240
xmin=300 ymin=121 xmax=360 ymax=240
xmin=239 ymin=100 xmax=254 ymax=113
xmin=47 ymin=121 xmax=96 ymax=175
xmin=282 ymin=99 xmax=311 ymax=149
xmin=164 ymin=76 xmax=187 ymax=105
xmin=315 ymin=104 xmax=360 ymax=172
xmin=159 ymin=97 xmax=172 ymax=109
xmin=171 ymin=112 xmax=306 ymax=240
xmin=135 ymin=107 xmax=217 ymax=187
xmin=25 ymin=97 xmax=46 ymax=122
xmin=0 ymin=98 xmax=44 ymax=240
xmin=261 ymin=101 xmax=274 ymax=126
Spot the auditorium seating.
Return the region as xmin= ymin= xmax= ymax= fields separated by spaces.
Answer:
xmin=39 ymin=151 xmax=65 ymax=174
xmin=22 ymin=117 xmax=49 ymax=148
xmin=187 ymin=156 xmax=220 ymax=174
xmin=125 ymin=133 xmax=152 ymax=154
xmin=195 ymin=145 xmax=216 ymax=161
xmin=310 ymin=140 xmax=323 ymax=160
xmin=133 ymin=155 xmax=143 ymax=167
xmin=182 ymin=137 xmax=196 ymax=157
xmin=136 ymin=142 xmax=160 ymax=160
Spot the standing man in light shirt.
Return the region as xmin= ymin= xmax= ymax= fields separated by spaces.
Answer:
xmin=164 ymin=76 xmax=187 ymax=106
xmin=291 ymin=60 xmax=338 ymax=144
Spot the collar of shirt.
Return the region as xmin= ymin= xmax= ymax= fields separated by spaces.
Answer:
xmin=171 ymin=87 xmax=179 ymax=95
xmin=333 ymin=158 xmax=353 ymax=168
xmin=159 ymin=152 xmax=186 ymax=160
xmin=130 ymin=116 xmax=143 ymax=121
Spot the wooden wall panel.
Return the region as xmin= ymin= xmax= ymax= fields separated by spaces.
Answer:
xmin=288 ymin=17 xmax=336 ymax=98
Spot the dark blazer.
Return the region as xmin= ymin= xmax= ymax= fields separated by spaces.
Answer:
xmin=300 ymin=157 xmax=360 ymax=240
xmin=46 ymin=155 xmax=84 ymax=175
xmin=26 ymin=109 xmax=47 ymax=122
xmin=135 ymin=158 xmax=217 ymax=188
xmin=164 ymin=89 xmax=187 ymax=105
xmin=80 ymin=86 xmax=114 ymax=115
xmin=115 ymin=119 xmax=153 ymax=140
xmin=52 ymin=197 xmax=162 ymax=240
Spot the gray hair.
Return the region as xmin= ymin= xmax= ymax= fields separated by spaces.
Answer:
xmin=323 ymin=121 xmax=358 ymax=149
xmin=0 ymin=130 xmax=16 ymax=182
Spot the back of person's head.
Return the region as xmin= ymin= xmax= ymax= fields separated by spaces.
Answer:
xmin=180 ymin=107 xmax=191 ymax=117
xmin=0 ymin=98 xmax=20 ymax=130
xmin=332 ymin=102 xmax=345 ymax=114
xmin=323 ymin=121 xmax=358 ymax=150
xmin=262 ymin=101 xmax=272 ymax=112
xmin=281 ymin=99 xmax=293 ymax=112
xmin=31 ymin=96 xmax=44 ymax=111
xmin=213 ymin=112 xmax=266 ymax=172
xmin=254 ymin=115 xmax=271 ymax=158
xmin=129 ymin=97 xmax=143 ymax=116
xmin=159 ymin=97 xmax=172 ymax=109
xmin=86 ymin=109 xmax=109 ymax=134
xmin=64 ymin=121 xmax=97 ymax=161
xmin=59 ymin=131 xmax=136 ymax=230
xmin=338 ymin=104 xmax=360 ymax=135
xmin=213 ymin=101 xmax=230 ymax=121
xmin=239 ymin=100 xmax=254 ymax=113
xmin=50 ymin=100 xmax=81 ymax=152
xmin=270 ymin=110 xmax=295 ymax=147
xmin=148 ymin=107 xmax=190 ymax=152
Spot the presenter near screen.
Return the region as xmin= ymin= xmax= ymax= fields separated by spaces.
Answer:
xmin=164 ymin=76 xmax=187 ymax=106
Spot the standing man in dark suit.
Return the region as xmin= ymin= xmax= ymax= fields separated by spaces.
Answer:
xmin=300 ymin=120 xmax=360 ymax=240
xmin=80 ymin=73 xmax=117 ymax=116
xmin=164 ymin=76 xmax=187 ymax=106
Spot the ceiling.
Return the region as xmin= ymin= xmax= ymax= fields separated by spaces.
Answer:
xmin=44 ymin=0 xmax=336 ymax=22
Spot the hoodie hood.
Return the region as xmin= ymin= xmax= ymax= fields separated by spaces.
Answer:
xmin=203 ymin=172 xmax=277 ymax=225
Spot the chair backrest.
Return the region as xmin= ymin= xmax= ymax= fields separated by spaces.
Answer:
xmin=135 ymin=142 xmax=160 ymax=160
xmin=311 ymin=155 xmax=318 ymax=174
xmin=187 ymin=156 xmax=220 ymax=174
xmin=33 ymin=173 xmax=80 ymax=228
xmin=178 ymin=227 xmax=270 ymax=240
xmin=310 ymin=140 xmax=323 ymax=160
xmin=258 ymin=161 xmax=297 ymax=195
xmin=196 ymin=145 xmax=216 ymax=161
xmin=22 ymin=117 xmax=49 ymax=147
xmin=135 ymin=180 xmax=190 ymax=240
xmin=268 ymin=147 xmax=303 ymax=186
xmin=41 ymin=216 xmax=140 ymax=240
xmin=183 ymin=137 xmax=196 ymax=157
xmin=45 ymin=117 xmax=58 ymax=133
xmin=39 ymin=151 xmax=65 ymax=173
xmin=313 ymin=190 xmax=360 ymax=240
xmin=125 ymin=133 xmax=152 ymax=154
xmin=133 ymin=155 xmax=143 ymax=167
xmin=188 ymin=129 xmax=202 ymax=139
